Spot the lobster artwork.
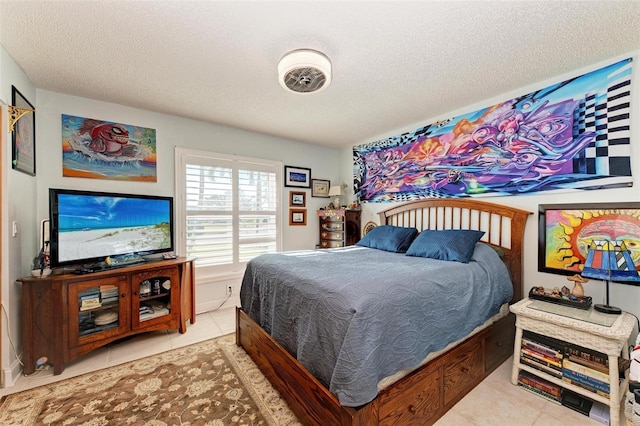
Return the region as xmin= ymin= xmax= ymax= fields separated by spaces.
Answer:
xmin=87 ymin=123 xmax=131 ymax=156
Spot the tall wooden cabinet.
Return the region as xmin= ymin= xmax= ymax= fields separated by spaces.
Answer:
xmin=19 ymin=257 xmax=195 ymax=375
xmin=318 ymin=209 xmax=361 ymax=248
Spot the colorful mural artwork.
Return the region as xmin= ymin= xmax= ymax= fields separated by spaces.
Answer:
xmin=62 ymin=115 xmax=157 ymax=181
xmin=354 ymin=58 xmax=633 ymax=201
xmin=539 ymin=203 xmax=640 ymax=284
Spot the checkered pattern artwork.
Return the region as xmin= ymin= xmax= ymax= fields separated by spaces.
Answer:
xmin=354 ymin=58 xmax=633 ymax=202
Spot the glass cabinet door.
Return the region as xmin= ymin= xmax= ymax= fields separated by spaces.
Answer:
xmin=131 ymin=266 xmax=179 ymax=330
xmin=68 ymin=275 xmax=129 ymax=348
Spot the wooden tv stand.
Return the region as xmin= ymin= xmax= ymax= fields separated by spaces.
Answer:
xmin=19 ymin=257 xmax=195 ymax=375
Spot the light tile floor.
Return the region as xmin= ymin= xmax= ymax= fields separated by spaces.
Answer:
xmin=1 ymin=307 xmax=612 ymax=425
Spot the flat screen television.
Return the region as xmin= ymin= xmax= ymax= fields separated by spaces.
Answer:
xmin=49 ymin=188 xmax=174 ymax=268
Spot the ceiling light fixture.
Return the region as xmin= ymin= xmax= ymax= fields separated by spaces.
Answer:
xmin=278 ymin=49 xmax=332 ymax=94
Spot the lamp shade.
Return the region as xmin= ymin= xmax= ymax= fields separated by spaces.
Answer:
xmin=581 ymin=240 xmax=640 ymax=282
xmin=580 ymin=239 xmax=635 ymax=315
xmin=328 ymin=186 xmax=342 ymax=196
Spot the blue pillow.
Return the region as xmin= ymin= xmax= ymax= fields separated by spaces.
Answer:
xmin=405 ymin=229 xmax=485 ymax=263
xmin=356 ymin=225 xmax=418 ymax=253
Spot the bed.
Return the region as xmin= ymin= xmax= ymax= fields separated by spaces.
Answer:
xmin=236 ymin=198 xmax=531 ymax=425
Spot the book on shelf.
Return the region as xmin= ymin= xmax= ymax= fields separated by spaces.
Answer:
xmin=521 ymin=347 xmax=563 ymax=368
xmin=564 ymin=344 xmax=608 ymax=370
xmin=518 ymin=381 xmax=562 ymax=404
xmin=562 ymin=358 xmax=610 ymax=383
xmin=518 ymin=370 xmax=562 ymax=399
xmin=563 ymin=379 xmax=610 ymax=400
xmin=517 ymin=372 xmax=562 ymax=404
xmin=522 ymin=337 xmax=563 ymax=360
xmin=78 ymin=288 xmax=100 ymax=297
xmin=523 ymin=330 xmax=564 ymax=353
xmin=521 ymin=354 xmax=562 ymax=377
xmin=565 ymin=354 xmax=610 ymax=375
xmin=562 ymin=369 xmax=610 ymax=397
xmin=79 ymin=298 xmax=102 ymax=311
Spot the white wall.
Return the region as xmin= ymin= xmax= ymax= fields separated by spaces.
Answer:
xmin=3 ymin=44 xmax=640 ymax=386
xmin=0 ymin=59 xmax=342 ymax=385
xmin=1 ymin=47 xmax=38 ymax=387
xmin=347 ymin=50 xmax=640 ymax=324
xmin=35 ymin=90 xmax=342 ymax=308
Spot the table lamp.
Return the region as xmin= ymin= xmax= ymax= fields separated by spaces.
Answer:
xmin=328 ymin=186 xmax=342 ymax=208
xmin=580 ymin=239 xmax=638 ymax=315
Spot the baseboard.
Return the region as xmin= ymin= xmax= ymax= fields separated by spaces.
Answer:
xmin=197 ymin=295 xmax=240 ymax=314
xmin=2 ymin=354 xmax=24 ymax=388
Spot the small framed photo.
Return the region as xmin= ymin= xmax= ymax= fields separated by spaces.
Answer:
xmin=289 ymin=208 xmax=307 ymax=226
xmin=11 ymin=85 xmax=36 ymax=176
xmin=284 ymin=165 xmax=311 ymax=188
xmin=311 ymin=179 xmax=330 ymax=197
xmin=289 ymin=191 xmax=306 ymax=207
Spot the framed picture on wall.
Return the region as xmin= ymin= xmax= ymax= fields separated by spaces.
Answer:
xmin=289 ymin=191 xmax=306 ymax=207
xmin=289 ymin=208 xmax=307 ymax=226
xmin=538 ymin=202 xmax=640 ymax=285
xmin=11 ymin=85 xmax=36 ymax=176
xmin=284 ymin=165 xmax=311 ymax=188
xmin=311 ymin=179 xmax=330 ymax=197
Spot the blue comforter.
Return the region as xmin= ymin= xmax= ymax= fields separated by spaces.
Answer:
xmin=240 ymin=243 xmax=513 ymax=407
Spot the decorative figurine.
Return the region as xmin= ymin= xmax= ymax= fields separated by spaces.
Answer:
xmin=566 ymin=274 xmax=588 ymax=297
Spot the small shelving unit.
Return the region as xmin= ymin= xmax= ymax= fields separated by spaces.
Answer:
xmin=510 ymin=298 xmax=635 ymax=426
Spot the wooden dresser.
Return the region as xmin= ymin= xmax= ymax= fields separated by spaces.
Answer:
xmin=317 ymin=209 xmax=361 ymax=248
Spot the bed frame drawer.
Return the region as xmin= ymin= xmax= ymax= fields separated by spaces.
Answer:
xmin=443 ymin=338 xmax=484 ymax=406
xmin=484 ymin=313 xmax=515 ymax=371
xmin=379 ymin=367 xmax=441 ymax=425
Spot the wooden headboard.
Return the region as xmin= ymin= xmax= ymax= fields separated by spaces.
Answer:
xmin=378 ymin=199 xmax=532 ymax=302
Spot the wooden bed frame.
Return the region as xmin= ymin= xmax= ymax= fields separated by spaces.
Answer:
xmin=236 ymin=198 xmax=531 ymax=425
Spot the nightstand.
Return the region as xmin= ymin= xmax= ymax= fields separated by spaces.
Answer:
xmin=510 ymin=298 xmax=635 ymax=426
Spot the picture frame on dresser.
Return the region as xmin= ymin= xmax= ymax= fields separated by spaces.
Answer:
xmin=311 ymin=178 xmax=330 ymax=197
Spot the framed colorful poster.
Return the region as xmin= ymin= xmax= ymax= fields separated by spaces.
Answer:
xmin=355 ymin=58 xmax=634 ymax=201
xmin=538 ymin=202 xmax=640 ymax=285
xmin=62 ymin=114 xmax=157 ymax=181
xmin=11 ymin=86 xmax=36 ymax=176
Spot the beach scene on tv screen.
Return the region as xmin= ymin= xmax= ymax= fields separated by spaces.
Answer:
xmin=58 ymin=194 xmax=171 ymax=262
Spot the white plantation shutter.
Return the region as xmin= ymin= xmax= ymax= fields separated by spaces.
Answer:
xmin=177 ymin=149 xmax=281 ymax=275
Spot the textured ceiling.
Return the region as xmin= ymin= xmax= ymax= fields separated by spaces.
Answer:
xmin=1 ymin=1 xmax=639 ymax=148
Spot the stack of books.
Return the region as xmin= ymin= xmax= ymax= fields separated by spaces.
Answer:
xmin=78 ymin=287 xmax=101 ymax=311
xmin=520 ymin=331 xmax=563 ymax=378
xmin=562 ymin=344 xmax=610 ymax=398
xmin=100 ymin=285 xmax=119 ymax=306
xmin=517 ymin=370 xmax=562 ymax=403
xmin=518 ymin=331 xmax=614 ymax=425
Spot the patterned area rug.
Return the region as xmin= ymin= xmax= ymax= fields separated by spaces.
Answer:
xmin=0 ymin=334 xmax=301 ymax=425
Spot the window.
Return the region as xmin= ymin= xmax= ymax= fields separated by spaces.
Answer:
xmin=175 ymin=148 xmax=282 ymax=275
